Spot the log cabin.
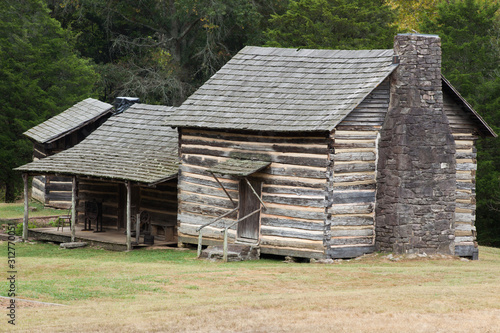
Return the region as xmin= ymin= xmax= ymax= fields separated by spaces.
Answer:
xmin=167 ymin=33 xmax=497 ymax=260
xmin=17 ymin=104 xmax=179 ymax=248
xmin=24 ymin=98 xmax=114 ymax=208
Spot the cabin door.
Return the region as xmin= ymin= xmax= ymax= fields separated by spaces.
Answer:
xmin=237 ymin=178 xmax=262 ymax=241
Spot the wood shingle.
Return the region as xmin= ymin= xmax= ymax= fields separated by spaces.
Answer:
xmin=17 ymin=104 xmax=178 ymax=184
xmin=24 ymin=98 xmax=114 ymax=144
xmin=168 ymin=47 xmax=397 ymax=132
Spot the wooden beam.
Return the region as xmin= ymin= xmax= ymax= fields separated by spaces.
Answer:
xmin=22 ymin=173 xmax=29 ymax=241
xmin=71 ymin=176 xmax=77 ymax=242
xmin=126 ymin=180 xmax=132 ymax=251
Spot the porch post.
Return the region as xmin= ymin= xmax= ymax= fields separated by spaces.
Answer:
xmin=71 ymin=176 xmax=77 ymax=242
xmin=22 ymin=173 xmax=29 ymax=241
xmin=126 ymin=180 xmax=132 ymax=251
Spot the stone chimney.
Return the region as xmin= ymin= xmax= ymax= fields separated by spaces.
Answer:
xmin=375 ymin=34 xmax=456 ymax=255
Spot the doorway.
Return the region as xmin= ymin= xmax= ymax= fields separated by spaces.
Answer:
xmin=237 ymin=178 xmax=262 ymax=241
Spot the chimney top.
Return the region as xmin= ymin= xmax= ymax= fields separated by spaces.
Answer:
xmin=396 ymin=33 xmax=439 ymax=38
xmin=114 ymin=97 xmax=140 ymax=114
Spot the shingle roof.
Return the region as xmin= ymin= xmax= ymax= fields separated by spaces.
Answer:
xmin=17 ymin=104 xmax=179 ymax=184
xmin=167 ymin=46 xmax=397 ymax=132
xmin=24 ymin=98 xmax=114 ymax=143
xmin=208 ymin=158 xmax=271 ymax=177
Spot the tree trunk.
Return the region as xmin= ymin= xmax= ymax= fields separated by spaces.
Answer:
xmin=4 ymin=181 xmax=17 ymax=203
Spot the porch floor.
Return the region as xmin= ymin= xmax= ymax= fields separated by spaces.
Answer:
xmin=28 ymin=225 xmax=177 ymax=251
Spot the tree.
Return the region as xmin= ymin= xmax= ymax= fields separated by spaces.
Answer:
xmin=420 ymin=0 xmax=500 ymax=246
xmin=47 ymin=0 xmax=270 ymax=105
xmin=264 ymin=0 xmax=397 ymax=50
xmin=385 ymin=0 xmax=439 ymax=32
xmin=0 ymin=0 xmax=98 ymax=202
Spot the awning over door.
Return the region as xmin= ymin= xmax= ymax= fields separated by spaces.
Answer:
xmin=208 ymin=158 xmax=271 ymax=177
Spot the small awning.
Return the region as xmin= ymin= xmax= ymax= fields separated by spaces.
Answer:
xmin=208 ymin=158 xmax=271 ymax=177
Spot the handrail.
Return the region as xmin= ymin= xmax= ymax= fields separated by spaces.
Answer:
xmin=221 ymin=208 xmax=261 ymax=262
xmin=196 ymin=205 xmax=239 ymax=258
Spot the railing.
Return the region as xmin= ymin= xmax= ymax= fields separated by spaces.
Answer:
xmin=220 ymin=208 xmax=261 ymax=262
xmin=196 ymin=177 xmax=267 ymax=262
xmin=196 ymin=206 xmax=239 ymax=258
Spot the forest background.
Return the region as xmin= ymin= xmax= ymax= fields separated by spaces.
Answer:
xmin=1 ymin=0 xmax=499 ymax=246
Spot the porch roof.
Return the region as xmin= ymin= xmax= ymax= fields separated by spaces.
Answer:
xmin=16 ymin=104 xmax=179 ymax=184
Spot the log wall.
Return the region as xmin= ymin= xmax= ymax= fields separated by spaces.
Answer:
xmin=178 ymin=128 xmax=329 ymax=258
xmin=443 ymin=93 xmax=479 ymax=256
xmin=76 ymin=178 xmax=177 ymax=241
xmin=30 ymin=116 xmax=110 ymax=209
xmin=328 ymin=79 xmax=390 ymax=258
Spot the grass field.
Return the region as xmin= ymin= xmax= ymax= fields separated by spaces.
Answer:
xmin=0 ymin=201 xmax=63 ymax=220
xmin=0 ymin=241 xmax=499 ymax=333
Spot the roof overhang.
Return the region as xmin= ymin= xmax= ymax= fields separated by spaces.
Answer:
xmin=208 ymin=158 xmax=271 ymax=177
xmin=441 ymin=75 xmax=497 ymax=138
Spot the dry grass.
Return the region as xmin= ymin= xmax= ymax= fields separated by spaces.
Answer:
xmin=1 ymin=242 xmax=499 ymax=333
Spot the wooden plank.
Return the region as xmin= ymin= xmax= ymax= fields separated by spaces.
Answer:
xmin=262 ymin=194 xmax=325 ymax=208
xmin=327 ymin=236 xmax=373 ymax=246
xmin=260 ymin=225 xmax=324 ymax=241
xmin=334 ymin=162 xmax=376 ymax=173
xmin=331 ymin=191 xmax=376 ymax=204
xmin=181 ymin=146 xmax=328 ymax=167
xmin=262 ymin=185 xmax=325 ymax=197
xmin=263 ymin=204 xmax=325 ymax=220
xmin=261 ymin=216 xmax=324 ymax=231
xmin=330 ymin=203 xmax=374 ymax=215
xmin=260 ymin=235 xmax=324 ymax=250
xmin=327 ymin=245 xmax=375 ymax=259
xmin=179 ymin=202 xmax=238 ymax=218
xmin=329 ymin=215 xmax=374 ymax=226
xmin=330 ymin=228 xmax=373 ymax=237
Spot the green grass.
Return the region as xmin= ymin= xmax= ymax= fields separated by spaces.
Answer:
xmin=0 ymin=201 xmax=64 ymax=220
xmin=1 ymin=242 xmax=499 ymax=332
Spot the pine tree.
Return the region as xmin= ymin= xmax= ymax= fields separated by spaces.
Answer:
xmin=265 ymin=0 xmax=397 ymax=50
xmin=0 ymin=0 xmax=98 ymax=202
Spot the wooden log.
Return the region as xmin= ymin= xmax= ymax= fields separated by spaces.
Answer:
xmin=262 ymin=194 xmax=325 ymax=208
xmin=179 ymin=202 xmax=238 ymax=218
xmin=260 ymin=225 xmax=324 ymax=241
xmin=180 ymin=191 xmax=236 ymax=209
xmin=330 ymin=203 xmax=374 ymax=215
xmin=181 ymin=146 xmax=328 ymax=167
xmin=262 ymin=185 xmax=325 ymax=197
xmin=23 ymin=173 xmax=29 ymax=240
xmin=327 ymin=236 xmax=373 ymax=246
xmin=260 ymin=235 xmax=324 ymax=250
xmin=331 ymin=191 xmax=376 ymax=204
xmin=261 ymin=216 xmax=324 ymax=231
xmin=330 ymin=228 xmax=373 ymax=237
xmin=182 ymin=128 xmax=328 ymax=144
xmin=179 ymin=223 xmax=235 ymax=239
xmin=181 ymin=136 xmax=328 ymax=154
xmin=329 ymin=215 xmax=374 ymax=226
xmin=178 ymin=212 xmax=234 ymax=228
xmin=334 ymin=151 xmax=376 ymax=162
xmin=126 ymin=180 xmax=131 ymax=251
xmin=260 ymin=246 xmax=325 ymax=259
xmin=334 ymin=173 xmax=375 ymax=183
xmin=327 ymin=245 xmax=375 ymax=259
xmin=71 ymin=176 xmax=76 ymax=242
xmin=334 ymin=162 xmax=376 ymax=173
xmin=263 ymin=204 xmax=325 ymax=220
xmin=179 ymin=182 xmax=238 ymax=199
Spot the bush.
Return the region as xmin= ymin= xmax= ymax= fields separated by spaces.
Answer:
xmin=15 ymin=221 xmax=37 ymax=236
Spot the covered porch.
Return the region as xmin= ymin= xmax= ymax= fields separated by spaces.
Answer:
xmin=28 ymin=225 xmax=177 ymax=251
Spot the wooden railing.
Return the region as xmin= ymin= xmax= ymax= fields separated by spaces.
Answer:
xmin=196 ymin=206 xmax=239 ymax=258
